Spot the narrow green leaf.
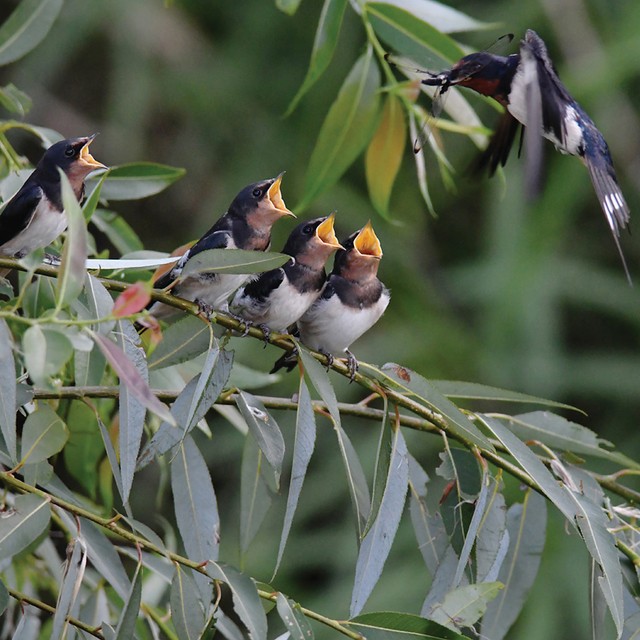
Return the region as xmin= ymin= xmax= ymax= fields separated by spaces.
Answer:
xmin=236 ymin=391 xmax=285 ymax=481
xmin=364 ymin=393 xmax=391 ymax=536
xmin=240 ymin=433 xmax=275 ymax=553
xmin=365 ymin=3 xmax=465 ymax=67
xmin=97 ymin=162 xmax=186 ymax=200
xmin=430 ymin=582 xmax=503 ymax=631
xmin=20 ymin=404 xmax=68 ymax=465
xmin=171 ymin=436 xmax=220 ymax=563
xmin=298 ymin=46 xmax=381 ymax=210
xmin=276 ymin=593 xmax=314 ymax=640
xmin=274 ymin=376 xmax=316 ymax=575
xmin=208 ymin=562 xmax=268 ymax=640
xmin=179 ymin=248 xmax=290 ymax=278
xmin=276 ymin=0 xmax=303 ymax=15
xmin=479 ymin=416 xmax=578 ymax=522
xmin=91 ymin=329 xmax=175 ymax=425
xmin=56 ymin=169 xmax=88 ymax=308
xmin=430 ymin=381 xmax=578 ymax=412
xmin=0 ymin=0 xmax=63 ymax=66
xmin=285 ymin=0 xmax=348 ymax=114
xmin=51 ymin=537 xmax=87 ymax=640
xmin=422 ymin=545 xmax=465 ymax=614
xmin=0 ymin=578 xmax=8 ymax=615
xmin=63 ymin=402 xmax=102 ymax=498
xmin=137 ymin=348 xmax=233 ymax=467
xmin=0 ymin=83 xmax=32 ymax=116
xmin=82 ymin=170 xmax=109 ymax=222
xmin=22 ymin=325 xmax=73 ymax=388
xmin=408 ymin=456 xmax=448 ymax=576
xmin=372 ymin=0 xmax=497 ymax=33
xmin=482 ymin=490 xmax=547 ymax=640
xmin=565 ymin=489 xmax=624 ymax=636
xmin=0 ymin=319 xmax=16 ymax=461
xmin=475 ymin=483 xmax=508 ymax=583
xmin=347 ymin=611 xmax=467 ymax=640
xmin=366 ymin=362 xmax=495 ymax=451
xmin=365 ymin=94 xmax=406 ymax=218
xmin=171 ymin=565 xmax=207 ymax=640
xmin=298 ymin=345 xmax=340 ymax=425
xmin=0 ymin=494 xmax=50 ymax=560
xmin=148 ymin=315 xmax=211 ymax=369
xmin=504 ymin=411 xmax=638 ymax=469
xmin=452 ymin=469 xmax=489 ymax=587
xmin=113 ymin=320 xmax=149 ymax=504
xmin=91 ymin=209 xmax=144 ymax=254
xmin=113 ymin=562 xmax=142 ymax=640
xmin=96 ymin=413 xmax=125 ymax=503
xmin=54 ymin=511 xmax=131 ymax=601
xmin=351 ymin=427 xmax=408 ymax=616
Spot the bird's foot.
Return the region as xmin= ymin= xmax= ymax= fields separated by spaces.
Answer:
xmin=196 ymin=299 xmax=215 ymax=319
xmin=227 ymin=311 xmax=252 ymax=336
xmin=345 ymin=350 xmax=359 ymax=382
xmin=319 ymin=349 xmax=334 ymax=370
xmin=43 ymin=253 xmax=61 ymax=267
xmin=258 ymin=324 xmax=272 ymax=346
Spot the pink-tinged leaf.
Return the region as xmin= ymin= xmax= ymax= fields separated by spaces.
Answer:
xmin=112 ymin=281 xmax=152 ymax=318
xmin=365 ymin=94 xmax=407 ymax=218
xmin=90 ymin=331 xmax=175 ymax=425
xmin=297 ymin=46 xmax=381 ymax=211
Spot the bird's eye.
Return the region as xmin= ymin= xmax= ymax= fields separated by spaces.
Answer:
xmin=64 ymin=146 xmax=76 ymax=158
xmin=303 ymin=225 xmax=314 ymax=234
xmin=252 ymin=188 xmax=263 ymax=198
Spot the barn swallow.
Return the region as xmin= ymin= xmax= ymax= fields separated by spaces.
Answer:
xmin=271 ymin=221 xmax=390 ymax=379
xmin=423 ymin=30 xmax=632 ymax=282
xmin=149 ymin=174 xmax=295 ymax=318
xmin=230 ymin=213 xmax=342 ymax=338
xmin=0 ymin=135 xmax=106 ymax=258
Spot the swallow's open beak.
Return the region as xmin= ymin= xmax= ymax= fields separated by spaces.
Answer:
xmin=354 ymin=221 xmax=382 ymax=258
xmin=268 ymin=172 xmax=295 ymax=218
xmin=79 ymin=134 xmax=107 ymax=170
xmin=315 ymin=212 xmax=342 ymax=249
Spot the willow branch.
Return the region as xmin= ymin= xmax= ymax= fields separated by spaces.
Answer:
xmin=6 ymin=586 xmax=103 ymax=639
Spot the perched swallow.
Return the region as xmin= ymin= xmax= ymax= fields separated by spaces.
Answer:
xmin=271 ymin=221 xmax=390 ymax=378
xmin=150 ymin=174 xmax=295 ymax=318
xmin=423 ymin=30 xmax=632 ymax=282
xmin=230 ymin=213 xmax=342 ymax=337
xmin=0 ymin=135 xmax=106 ymax=258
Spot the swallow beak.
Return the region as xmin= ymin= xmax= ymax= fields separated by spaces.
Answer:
xmin=268 ymin=172 xmax=295 ymax=218
xmin=315 ymin=212 xmax=342 ymax=249
xmin=354 ymin=221 xmax=382 ymax=258
xmin=79 ymin=134 xmax=107 ymax=170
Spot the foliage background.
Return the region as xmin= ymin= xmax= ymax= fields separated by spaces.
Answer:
xmin=1 ymin=0 xmax=639 ymax=638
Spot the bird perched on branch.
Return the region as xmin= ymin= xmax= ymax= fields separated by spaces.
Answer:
xmin=422 ymin=29 xmax=632 ymax=282
xmin=272 ymin=221 xmax=389 ymax=379
xmin=149 ymin=173 xmax=295 ymax=318
xmin=230 ymin=213 xmax=342 ymax=338
xmin=0 ymin=135 xmax=106 ymax=258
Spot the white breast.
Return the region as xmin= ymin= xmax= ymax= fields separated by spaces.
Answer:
xmin=0 ymin=199 xmax=67 ymax=257
xmin=298 ymin=291 xmax=390 ymax=354
xmin=232 ymin=278 xmax=320 ymax=331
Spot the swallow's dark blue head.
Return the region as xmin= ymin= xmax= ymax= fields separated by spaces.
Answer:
xmin=283 ymin=213 xmax=342 ymax=261
xmin=39 ymin=135 xmax=107 ymax=180
xmin=423 ymin=52 xmax=519 ymax=104
xmin=230 ymin=173 xmax=296 ymax=224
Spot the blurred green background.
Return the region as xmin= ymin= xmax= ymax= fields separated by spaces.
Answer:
xmin=1 ymin=0 xmax=639 ymax=637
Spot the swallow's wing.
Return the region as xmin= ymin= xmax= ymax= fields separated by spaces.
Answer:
xmin=0 ymin=184 xmax=43 ymax=246
xmin=240 ymin=266 xmax=286 ymax=303
xmin=471 ymin=111 xmax=521 ymax=176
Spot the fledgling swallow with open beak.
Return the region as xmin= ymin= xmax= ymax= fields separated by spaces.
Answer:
xmin=272 ymin=221 xmax=390 ymax=379
xmin=230 ymin=213 xmax=342 ymax=339
xmin=149 ymin=174 xmax=295 ymax=318
xmin=0 ymin=135 xmax=106 ymax=258
xmin=422 ymin=30 xmax=632 ymax=283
